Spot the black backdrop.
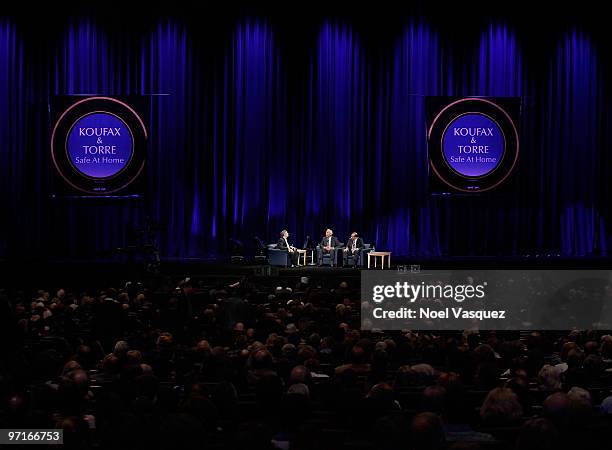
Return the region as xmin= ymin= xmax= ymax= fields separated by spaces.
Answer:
xmin=1 ymin=2 xmax=611 ymax=260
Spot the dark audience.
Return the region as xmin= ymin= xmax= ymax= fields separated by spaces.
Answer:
xmin=1 ymin=278 xmax=612 ymax=450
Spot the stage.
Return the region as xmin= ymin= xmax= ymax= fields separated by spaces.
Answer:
xmin=2 ymin=255 xmax=611 ymax=291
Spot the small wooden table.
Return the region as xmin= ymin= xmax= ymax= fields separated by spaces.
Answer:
xmin=367 ymin=251 xmax=391 ymax=269
xmin=296 ymin=249 xmax=308 ymax=266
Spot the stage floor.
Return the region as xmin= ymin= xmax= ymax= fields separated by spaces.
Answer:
xmin=2 ymin=255 xmax=612 ymax=290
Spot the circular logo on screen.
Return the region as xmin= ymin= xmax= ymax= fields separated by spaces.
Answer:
xmin=442 ymin=113 xmax=504 ymax=178
xmin=429 ymin=98 xmax=519 ymax=192
xmin=66 ymin=112 xmax=134 ymax=178
xmin=51 ymin=97 xmax=147 ymax=194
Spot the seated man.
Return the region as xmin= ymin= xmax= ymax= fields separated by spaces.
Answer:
xmin=317 ymin=228 xmax=341 ymax=267
xmin=277 ymin=229 xmax=299 ymax=267
xmin=343 ymin=232 xmax=364 ymax=267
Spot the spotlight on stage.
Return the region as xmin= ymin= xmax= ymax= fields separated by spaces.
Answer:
xmin=303 ymin=235 xmax=314 ymax=249
xmin=303 ymin=235 xmax=316 ymax=266
xmin=228 ymin=238 xmax=245 ymax=263
xmin=253 ymin=236 xmax=267 ymax=263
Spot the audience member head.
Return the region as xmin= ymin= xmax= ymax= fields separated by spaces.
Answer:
xmin=567 ymin=386 xmax=593 ymax=424
xmin=421 ymin=385 xmax=446 ymax=414
xmin=289 ymin=365 xmax=311 ymax=385
xmin=538 ymin=365 xmax=561 ymax=391
xmin=410 ymin=412 xmax=445 ymax=450
xmin=600 ymin=395 xmax=612 ymax=415
xmin=542 ymin=392 xmax=570 ymax=428
xmin=480 ymin=387 xmax=523 ymax=425
xmin=113 ymin=340 xmax=129 ymax=357
xmin=515 ymin=417 xmax=559 ymax=450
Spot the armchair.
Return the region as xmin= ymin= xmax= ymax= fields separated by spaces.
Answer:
xmin=316 ymin=243 xmax=344 ymax=267
xmin=344 ymin=243 xmax=374 ymax=267
xmin=267 ymin=244 xmax=291 ymax=267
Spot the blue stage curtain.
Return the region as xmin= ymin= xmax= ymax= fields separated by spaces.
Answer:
xmin=0 ymin=20 xmax=25 ymax=257
xmin=302 ymin=23 xmax=367 ymax=246
xmin=212 ymin=20 xmax=286 ymax=255
xmin=552 ymin=31 xmax=606 ymax=255
xmin=1 ymin=17 xmax=611 ymax=259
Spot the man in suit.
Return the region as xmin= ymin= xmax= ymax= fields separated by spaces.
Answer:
xmin=343 ymin=232 xmax=364 ymax=268
xmin=317 ymin=228 xmax=341 ymax=267
xmin=277 ymin=230 xmax=299 ymax=267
